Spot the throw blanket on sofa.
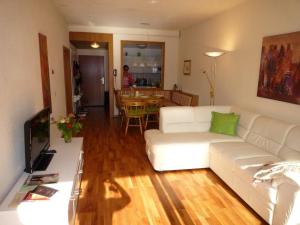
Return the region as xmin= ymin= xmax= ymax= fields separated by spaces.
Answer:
xmin=253 ymin=161 xmax=300 ymax=184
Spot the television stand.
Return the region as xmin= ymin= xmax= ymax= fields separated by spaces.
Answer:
xmin=34 ymin=152 xmax=54 ymax=171
xmin=0 ymin=137 xmax=84 ymax=225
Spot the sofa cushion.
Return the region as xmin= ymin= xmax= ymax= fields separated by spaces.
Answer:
xmin=210 ymin=111 xmax=239 ymax=136
xmin=210 ymin=142 xmax=281 ymax=204
xmin=278 ymin=126 xmax=300 ymax=161
xmin=145 ymin=131 xmax=211 ymax=171
xmin=209 ymin=143 xmax=277 ymax=223
xmin=148 ymin=132 xmax=242 ymax=146
xmin=159 ymin=107 xmax=195 ymax=133
xmin=193 ymin=106 xmax=231 ymax=124
xmin=245 ymin=116 xmax=292 ymax=156
xmin=144 ymin=130 xmax=243 ymax=171
xmin=160 ymin=106 xmax=231 ymax=133
xmin=230 ymin=106 xmax=260 ymax=139
xmin=234 ymin=156 xmax=281 ymax=204
xmin=210 ymin=142 xmax=274 ymax=163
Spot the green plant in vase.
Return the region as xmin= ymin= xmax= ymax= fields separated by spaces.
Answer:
xmin=55 ymin=114 xmax=82 ymax=143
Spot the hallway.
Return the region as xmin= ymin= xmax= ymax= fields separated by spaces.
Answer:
xmin=75 ymin=108 xmax=266 ymax=225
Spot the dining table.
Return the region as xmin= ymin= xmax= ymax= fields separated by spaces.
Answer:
xmin=120 ymin=94 xmax=175 ymax=107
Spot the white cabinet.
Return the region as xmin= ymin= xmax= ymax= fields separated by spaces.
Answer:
xmin=0 ymin=137 xmax=84 ymax=225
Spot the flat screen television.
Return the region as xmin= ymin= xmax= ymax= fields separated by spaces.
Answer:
xmin=24 ymin=107 xmax=52 ymax=173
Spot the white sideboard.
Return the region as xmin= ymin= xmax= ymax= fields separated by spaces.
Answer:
xmin=0 ymin=137 xmax=84 ymax=225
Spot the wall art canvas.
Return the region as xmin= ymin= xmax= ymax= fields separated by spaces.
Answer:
xmin=257 ymin=31 xmax=300 ymax=105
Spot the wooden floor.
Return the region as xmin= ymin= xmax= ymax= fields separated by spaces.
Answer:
xmin=75 ymin=108 xmax=267 ymax=225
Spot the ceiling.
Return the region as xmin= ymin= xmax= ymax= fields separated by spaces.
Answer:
xmin=52 ymin=0 xmax=247 ymax=30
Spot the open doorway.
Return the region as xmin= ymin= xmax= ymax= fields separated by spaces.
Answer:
xmin=68 ymin=41 xmax=109 ymax=117
xmin=68 ymin=32 xmax=114 ymax=117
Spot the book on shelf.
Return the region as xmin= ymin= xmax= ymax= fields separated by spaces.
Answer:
xmin=8 ymin=173 xmax=59 ymax=208
xmin=25 ymin=173 xmax=59 ymax=186
xmin=23 ymin=186 xmax=58 ymax=201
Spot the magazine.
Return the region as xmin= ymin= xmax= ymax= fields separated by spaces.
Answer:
xmin=23 ymin=186 xmax=58 ymax=201
xmin=8 ymin=174 xmax=59 ymax=208
xmin=8 ymin=185 xmax=36 ymax=208
xmin=25 ymin=173 xmax=59 ymax=186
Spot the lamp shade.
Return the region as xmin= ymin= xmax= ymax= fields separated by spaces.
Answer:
xmin=204 ymin=51 xmax=225 ymax=58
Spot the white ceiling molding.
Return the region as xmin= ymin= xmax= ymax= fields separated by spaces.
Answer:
xmin=68 ymin=25 xmax=180 ymax=38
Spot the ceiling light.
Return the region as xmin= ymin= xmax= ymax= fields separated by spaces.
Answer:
xmin=204 ymin=51 xmax=225 ymax=58
xmin=90 ymin=42 xmax=100 ymax=49
xmin=149 ymin=0 xmax=158 ymax=4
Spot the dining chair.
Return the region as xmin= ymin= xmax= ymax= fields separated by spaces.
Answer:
xmin=123 ymin=101 xmax=146 ymax=135
xmin=144 ymin=98 xmax=161 ymax=129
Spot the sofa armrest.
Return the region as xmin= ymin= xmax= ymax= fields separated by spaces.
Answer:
xmin=273 ymin=175 xmax=300 ymax=225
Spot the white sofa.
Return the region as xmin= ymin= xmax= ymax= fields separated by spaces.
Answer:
xmin=144 ymin=106 xmax=300 ymax=225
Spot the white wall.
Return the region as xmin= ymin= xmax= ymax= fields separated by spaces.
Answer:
xmin=0 ymin=0 xmax=69 ymax=201
xmin=179 ymin=0 xmax=300 ymax=124
xmin=69 ymin=26 xmax=180 ymax=90
xmin=76 ymin=49 xmax=109 ymax=91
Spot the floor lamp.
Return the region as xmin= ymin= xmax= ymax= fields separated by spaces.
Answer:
xmin=203 ymin=51 xmax=225 ymax=105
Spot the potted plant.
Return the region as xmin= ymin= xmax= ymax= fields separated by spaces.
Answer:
xmin=55 ymin=114 xmax=82 ymax=143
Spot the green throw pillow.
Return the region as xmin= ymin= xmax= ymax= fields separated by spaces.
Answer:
xmin=209 ymin=111 xmax=240 ymax=136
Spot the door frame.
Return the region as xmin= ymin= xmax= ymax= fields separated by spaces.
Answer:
xmin=63 ymin=46 xmax=73 ymax=115
xmin=69 ymin=32 xmax=114 ymax=117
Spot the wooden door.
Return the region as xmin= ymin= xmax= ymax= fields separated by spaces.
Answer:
xmin=63 ymin=47 xmax=73 ymax=115
xmin=79 ymin=55 xmax=105 ymax=106
xmin=38 ymin=33 xmax=52 ymax=112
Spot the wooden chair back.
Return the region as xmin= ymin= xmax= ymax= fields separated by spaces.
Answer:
xmin=123 ymin=101 xmax=146 ymax=117
xmin=146 ymin=99 xmax=162 ymax=112
xmin=146 ymin=98 xmax=162 ymax=105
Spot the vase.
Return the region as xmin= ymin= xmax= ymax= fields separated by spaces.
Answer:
xmin=63 ymin=130 xmax=72 ymax=143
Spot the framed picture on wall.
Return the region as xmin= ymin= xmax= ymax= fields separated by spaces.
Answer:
xmin=183 ymin=60 xmax=191 ymax=75
xmin=257 ymin=31 xmax=300 ymax=105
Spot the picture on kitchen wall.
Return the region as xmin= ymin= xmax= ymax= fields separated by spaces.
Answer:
xmin=257 ymin=31 xmax=300 ymax=105
xmin=183 ymin=60 xmax=191 ymax=75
